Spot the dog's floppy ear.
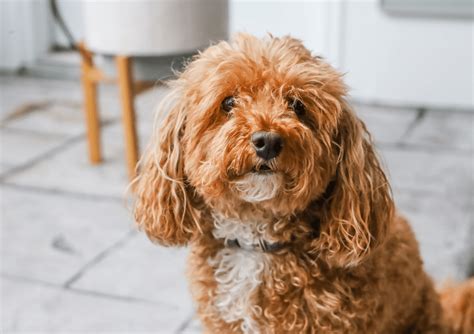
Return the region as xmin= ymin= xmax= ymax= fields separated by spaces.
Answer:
xmin=133 ymin=88 xmax=201 ymax=246
xmin=314 ymin=104 xmax=394 ymax=267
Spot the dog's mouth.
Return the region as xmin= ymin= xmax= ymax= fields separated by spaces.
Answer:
xmin=251 ymin=163 xmax=274 ymax=174
xmin=228 ymin=162 xmax=278 ymax=180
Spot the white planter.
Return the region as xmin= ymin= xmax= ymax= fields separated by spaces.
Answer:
xmin=83 ymin=0 xmax=229 ymax=56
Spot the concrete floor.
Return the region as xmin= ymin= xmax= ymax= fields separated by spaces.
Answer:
xmin=1 ymin=74 xmax=473 ymax=333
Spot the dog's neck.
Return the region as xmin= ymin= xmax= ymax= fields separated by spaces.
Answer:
xmin=211 ymin=211 xmax=283 ymax=251
xmin=207 ymin=179 xmax=335 ymax=252
xmin=210 ymin=208 xmax=304 ymax=254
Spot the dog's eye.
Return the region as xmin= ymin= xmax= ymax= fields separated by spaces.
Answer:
xmin=288 ymin=98 xmax=305 ymax=116
xmin=221 ymin=96 xmax=235 ymax=113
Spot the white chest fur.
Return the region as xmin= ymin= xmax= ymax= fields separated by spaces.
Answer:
xmin=209 ymin=214 xmax=270 ymax=334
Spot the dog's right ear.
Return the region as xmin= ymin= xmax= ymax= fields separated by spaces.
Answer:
xmin=133 ymin=88 xmax=200 ymax=246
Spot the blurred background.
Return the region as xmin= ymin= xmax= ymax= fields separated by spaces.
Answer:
xmin=1 ymin=0 xmax=472 ymax=333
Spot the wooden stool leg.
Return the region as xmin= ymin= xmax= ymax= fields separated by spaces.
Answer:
xmin=116 ymin=56 xmax=139 ymax=181
xmin=80 ymin=46 xmax=102 ymax=163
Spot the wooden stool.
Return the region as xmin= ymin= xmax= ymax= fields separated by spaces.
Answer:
xmin=78 ymin=43 xmax=153 ymax=181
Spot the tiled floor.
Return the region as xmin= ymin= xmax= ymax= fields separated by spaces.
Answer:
xmin=1 ymin=74 xmax=473 ymax=333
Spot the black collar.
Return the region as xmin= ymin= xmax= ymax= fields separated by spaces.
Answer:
xmin=224 ymin=238 xmax=287 ymax=253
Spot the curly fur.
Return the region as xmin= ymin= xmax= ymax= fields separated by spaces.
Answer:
xmin=133 ymin=33 xmax=473 ymax=333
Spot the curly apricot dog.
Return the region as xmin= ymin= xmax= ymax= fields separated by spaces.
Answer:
xmin=134 ymin=34 xmax=473 ymax=333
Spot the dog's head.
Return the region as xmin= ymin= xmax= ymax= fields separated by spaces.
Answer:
xmin=134 ymin=34 xmax=394 ymax=267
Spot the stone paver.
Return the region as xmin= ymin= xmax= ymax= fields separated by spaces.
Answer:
xmin=71 ymin=233 xmax=193 ymax=310
xmin=0 ymin=162 xmax=10 ymax=175
xmin=0 ymin=77 xmax=79 ymax=120
xmin=395 ymin=190 xmax=472 ymax=282
xmin=3 ymin=122 xmax=150 ymax=198
xmin=2 ymin=86 xmax=164 ymax=198
xmin=2 ymin=278 xmax=185 ymax=333
xmin=0 ymin=128 xmax=70 ymax=178
xmin=354 ymin=103 xmax=419 ymax=145
xmin=0 ymin=76 xmax=120 ymax=122
xmin=1 ymin=187 xmax=133 ymax=285
xmin=179 ymin=316 xmax=203 ymax=334
xmin=382 ymin=147 xmax=473 ymax=198
xmin=2 ymin=100 xmax=103 ymax=137
xmin=403 ymin=110 xmax=474 ymax=151
xmin=135 ymin=84 xmax=169 ymax=125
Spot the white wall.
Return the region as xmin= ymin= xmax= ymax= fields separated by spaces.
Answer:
xmin=53 ymin=0 xmax=84 ymax=48
xmin=0 ymin=0 xmax=83 ymax=71
xmin=230 ymin=1 xmax=342 ymax=67
xmin=341 ymin=1 xmax=473 ymax=109
xmin=0 ymin=0 xmax=52 ymax=71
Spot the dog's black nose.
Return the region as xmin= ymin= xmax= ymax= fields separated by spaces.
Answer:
xmin=251 ymin=131 xmax=283 ymax=160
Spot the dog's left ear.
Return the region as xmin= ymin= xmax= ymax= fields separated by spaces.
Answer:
xmin=314 ymin=104 xmax=394 ymax=268
xmin=133 ymin=88 xmax=201 ymax=246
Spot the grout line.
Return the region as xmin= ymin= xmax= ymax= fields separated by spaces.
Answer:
xmin=1 ymin=272 xmax=63 ymax=288
xmin=66 ymin=287 xmax=181 ymax=309
xmin=0 ymin=117 xmax=117 ymax=137
xmin=0 ymin=182 xmax=125 ymax=203
xmin=397 ymin=107 xmax=427 ymax=145
xmin=174 ymin=312 xmax=196 ymax=334
xmin=0 ymin=125 xmax=72 ymax=137
xmin=0 ymin=118 xmax=119 ymax=181
xmin=0 ymin=133 xmax=85 ymax=181
xmin=350 ymin=98 xmax=474 ymax=115
xmin=376 ymin=139 xmax=473 ymax=155
xmin=63 ymin=230 xmax=137 ymax=288
xmin=391 ymin=186 xmax=463 ymax=198
xmin=1 ymin=272 xmax=179 ymax=309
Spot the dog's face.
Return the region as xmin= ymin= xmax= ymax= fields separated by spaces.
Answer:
xmin=179 ymin=35 xmax=345 ymax=216
xmin=135 ymin=34 xmax=393 ymax=267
